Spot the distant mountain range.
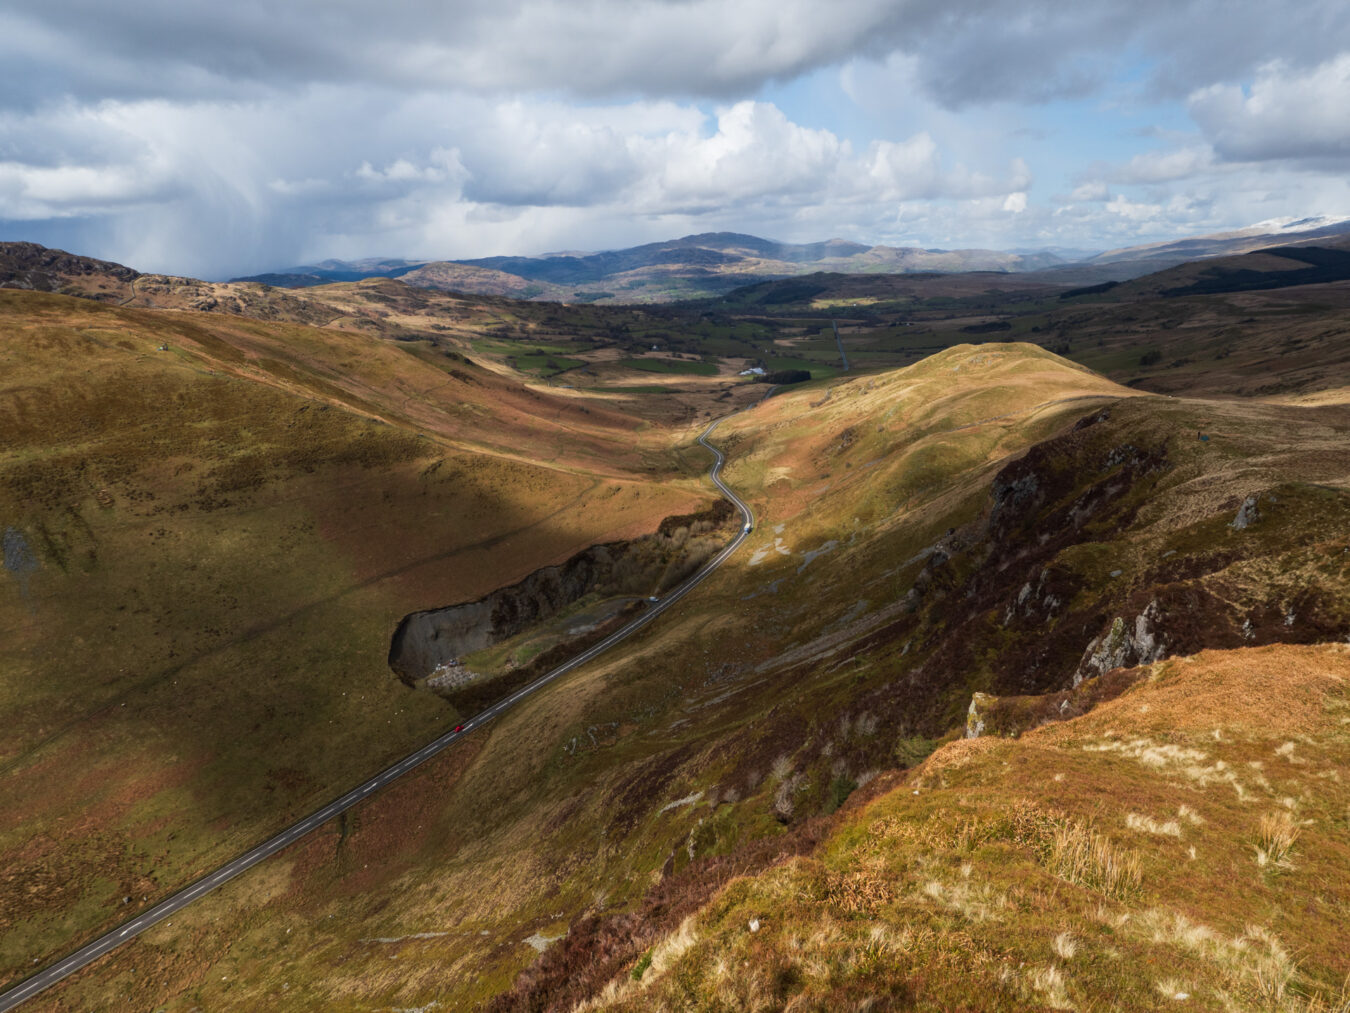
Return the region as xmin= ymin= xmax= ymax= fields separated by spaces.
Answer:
xmin=231 ymin=232 xmax=1073 ymax=303
xmin=1088 ymin=215 xmax=1350 ymax=266
xmin=226 ymin=217 xmax=1350 ymax=304
xmin=7 ymin=217 xmax=1349 ymax=312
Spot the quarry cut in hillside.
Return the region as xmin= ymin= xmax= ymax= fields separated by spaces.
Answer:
xmin=388 ymin=500 xmax=734 ymax=687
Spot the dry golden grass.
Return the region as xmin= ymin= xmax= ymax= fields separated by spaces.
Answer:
xmin=1125 ymin=812 xmax=1183 ymax=836
xmin=577 ymin=645 xmax=1350 ymax=1011
xmin=0 ymin=289 xmax=721 ymax=988
xmin=1049 ymin=820 xmax=1144 ymax=899
xmin=1255 ymin=810 xmax=1303 ymax=869
xmin=21 ymin=330 xmax=1350 ymax=1011
xmin=1052 ymin=931 xmax=1078 ymax=960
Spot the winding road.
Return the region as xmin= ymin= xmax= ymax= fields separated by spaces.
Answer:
xmin=0 ymin=414 xmax=756 ymax=1012
xmin=831 ymin=319 xmax=850 ymax=371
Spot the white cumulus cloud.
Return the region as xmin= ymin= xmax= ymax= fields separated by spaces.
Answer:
xmin=0 ymin=92 xmax=1033 ymax=275
xmin=1189 ymin=54 xmax=1350 ymax=164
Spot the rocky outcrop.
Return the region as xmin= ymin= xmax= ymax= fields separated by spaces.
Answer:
xmin=1073 ymin=601 xmax=1166 ymax=685
xmin=388 ymin=502 xmax=735 ymax=686
xmin=0 ymin=242 xmax=139 ymax=299
xmin=850 ymin=401 xmax=1350 ymax=744
xmin=388 ymin=545 xmax=621 ymax=685
xmin=965 ymin=692 xmax=995 ymax=738
xmin=964 ymin=666 xmax=1149 ymax=740
xmin=1231 ymin=494 xmax=1261 ymax=530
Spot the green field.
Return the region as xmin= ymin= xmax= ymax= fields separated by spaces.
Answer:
xmin=511 ymin=352 xmax=587 ymax=376
xmin=761 ymin=355 xmax=843 ymax=380
xmin=618 ymin=357 xmax=720 ymax=376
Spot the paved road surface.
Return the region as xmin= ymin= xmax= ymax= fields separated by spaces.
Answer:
xmin=831 ymin=319 xmax=850 ymax=371
xmin=0 ymin=413 xmax=756 ymax=1012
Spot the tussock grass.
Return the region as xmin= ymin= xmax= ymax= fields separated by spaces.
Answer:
xmin=1030 ymin=963 xmax=1074 ymax=1009
xmin=918 ymin=875 xmax=1007 ymax=922
xmin=645 ymin=916 xmax=700 ymax=982
xmin=1126 ymin=812 xmax=1183 ymax=837
xmin=1155 ymin=977 xmax=1193 ymax=1001
xmin=1081 ymin=736 xmax=1256 ymax=799
xmin=1178 ymin=804 xmax=1205 ymax=825
xmin=1295 ymin=976 xmax=1350 ymax=1013
xmin=1131 ymin=905 xmax=1337 ymax=1010
xmin=1048 ymin=820 xmax=1143 ymax=900
xmin=1255 ymin=810 xmax=1302 ymax=869
xmin=1052 ymin=931 xmax=1079 ymax=960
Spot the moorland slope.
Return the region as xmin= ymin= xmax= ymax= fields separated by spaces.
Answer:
xmin=0 ymin=288 xmax=720 ymax=989
xmin=18 ymin=339 xmax=1349 ymax=1011
xmin=579 ymin=642 xmax=1350 ymax=1012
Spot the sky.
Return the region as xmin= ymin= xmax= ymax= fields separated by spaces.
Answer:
xmin=3 ymin=0 xmax=1350 ymax=278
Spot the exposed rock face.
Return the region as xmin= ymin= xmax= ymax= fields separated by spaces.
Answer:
xmin=965 ymin=692 xmax=996 ymax=738
xmin=843 ymin=399 xmax=1350 ymax=742
xmin=388 ymin=500 xmax=735 ymax=686
xmin=988 ymin=471 xmax=1043 ymax=530
xmin=388 ymin=545 xmax=619 ymax=685
xmin=1073 ymin=601 xmax=1165 ymax=685
xmin=1231 ymin=495 xmax=1262 ymax=530
xmin=963 ymin=667 xmax=1149 ymax=740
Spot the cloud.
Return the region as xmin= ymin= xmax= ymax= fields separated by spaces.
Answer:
xmin=3 ymin=0 xmax=1348 ymax=111
xmin=1067 ymin=54 xmax=1350 ymax=196
xmin=1189 ymin=54 xmax=1350 ymax=164
xmin=1068 ymin=181 xmax=1109 ymax=202
xmin=1106 ymin=146 xmax=1217 ymax=185
xmin=0 ymin=0 xmax=901 ymax=106
xmin=0 ymin=161 xmax=176 ymax=218
xmin=644 ymin=103 xmax=1020 ymax=210
xmin=0 ymin=92 xmax=1031 ymax=276
xmin=5 ymin=0 xmax=1350 ymax=271
xmin=355 ymin=150 xmax=468 ymax=187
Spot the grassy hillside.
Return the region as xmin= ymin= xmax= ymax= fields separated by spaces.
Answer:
xmin=584 ymin=644 xmax=1350 ymax=1011
xmin=0 ymin=290 xmax=714 ymax=986
xmin=22 ymin=239 xmax=1350 ymax=411
xmin=709 ymin=269 xmax=1350 ymax=400
xmin=24 ymin=341 xmax=1350 ymax=1011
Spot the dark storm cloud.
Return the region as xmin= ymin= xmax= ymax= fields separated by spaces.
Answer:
xmin=857 ymin=0 xmax=1350 ymax=109
xmin=3 ymin=0 xmax=1348 ymax=110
